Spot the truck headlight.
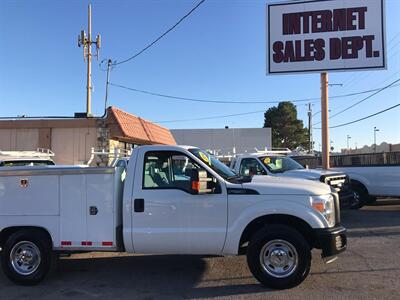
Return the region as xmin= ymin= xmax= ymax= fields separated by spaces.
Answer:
xmin=310 ymin=194 xmax=335 ymax=227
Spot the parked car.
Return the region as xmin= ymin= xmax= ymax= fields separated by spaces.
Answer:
xmin=0 ymin=145 xmax=346 ymax=289
xmin=333 ymin=166 xmax=400 ymax=207
xmin=0 ymin=149 xmax=55 ymax=167
xmin=231 ymin=153 xmax=357 ymax=208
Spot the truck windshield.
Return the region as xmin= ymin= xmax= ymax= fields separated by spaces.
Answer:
xmin=259 ymin=156 xmax=304 ymax=174
xmin=189 ymin=148 xmax=238 ymax=180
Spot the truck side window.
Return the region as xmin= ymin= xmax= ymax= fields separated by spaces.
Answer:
xmin=239 ymin=158 xmax=267 ymax=176
xmin=231 ymin=159 xmax=236 ymax=169
xmin=143 ymin=151 xmax=209 ymax=194
xmin=143 ymin=153 xmax=170 ymax=188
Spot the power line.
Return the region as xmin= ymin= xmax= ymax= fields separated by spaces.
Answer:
xmin=314 ymin=103 xmax=400 ymax=129
xmin=114 ymin=0 xmax=206 ymax=66
xmin=329 ymin=78 xmax=400 ymax=119
xmin=110 ymin=83 xmax=315 ymax=104
xmin=110 ymin=82 xmax=400 ymax=105
xmin=155 ymin=110 xmax=265 ymax=123
xmin=313 ymin=82 xmax=400 ymax=117
xmin=341 ymin=32 xmax=400 ymax=90
xmin=156 ymin=102 xmax=400 ymax=125
xmin=313 ymin=78 xmax=400 ymax=126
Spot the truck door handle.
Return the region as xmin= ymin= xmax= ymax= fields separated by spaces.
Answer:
xmin=134 ymin=199 xmax=144 ymax=212
xmin=89 ymin=206 xmax=98 ymax=215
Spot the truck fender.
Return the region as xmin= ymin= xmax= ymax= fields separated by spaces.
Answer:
xmin=0 ymin=226 xmax=54 ymax=249
xmin=222 ymin=200 xmax=327 ymax=255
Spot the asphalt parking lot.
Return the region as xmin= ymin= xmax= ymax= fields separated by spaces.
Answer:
xmin=1 ymin=199 xmax=400 ymax=300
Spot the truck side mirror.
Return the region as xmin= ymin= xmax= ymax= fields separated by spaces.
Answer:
xmin=190 ymin=169 xmax=212 ymax=195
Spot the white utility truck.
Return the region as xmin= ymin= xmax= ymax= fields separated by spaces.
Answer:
xmin=333 ymin=166 xmax=400 ymax=205
xmin=231 ymin=153 xmax=356 ymax=208
xmin=0 ymin=145 xmax=346 ymax=289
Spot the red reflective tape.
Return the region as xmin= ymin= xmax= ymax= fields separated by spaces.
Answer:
xmin=102 ymin=241 xmax=113 ymax=246
xmin=61 ymin=241 xmax=72 ymax=246
xmin=81 ymin=241 xmax=93 ymax=246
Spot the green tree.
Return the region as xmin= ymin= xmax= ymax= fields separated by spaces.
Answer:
xmin=263 ymin=101 xmax=309 ymax=149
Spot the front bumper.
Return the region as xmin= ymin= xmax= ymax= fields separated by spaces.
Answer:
xmin=313 ymin=226 xmax=347 ymax=258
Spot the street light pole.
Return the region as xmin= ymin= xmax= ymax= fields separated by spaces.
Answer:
xmin=346 ymin=135 xmax=351 ymax=152
xmin=374 ymin=127 xmax=380 ymax=153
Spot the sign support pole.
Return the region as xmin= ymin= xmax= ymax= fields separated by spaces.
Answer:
xmin=321 ymin=72 xmax=330 ymax=169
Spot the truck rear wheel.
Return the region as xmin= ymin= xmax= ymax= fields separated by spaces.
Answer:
xmin=246 ymin=224 xmax=311 ymax=289
xmin=1 ymin=230 xmax=53 ymax=285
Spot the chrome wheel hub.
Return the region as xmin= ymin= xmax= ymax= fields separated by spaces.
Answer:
xmin=10 ymin=241 xmax=41 ymax=275
xmin=351 ymin=191 xmax=361 ymax=207
xmin=260 ymin=239 xmax=298 ymax=278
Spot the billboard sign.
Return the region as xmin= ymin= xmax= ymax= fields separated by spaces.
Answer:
xmin=267 ymin=0 xmax=386 ymax=74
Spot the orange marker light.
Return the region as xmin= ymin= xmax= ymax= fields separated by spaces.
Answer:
xmin=192 ymin=181 xmax=200 ymax=191
xmin=312 ymin=202 xmax=325 ymax=212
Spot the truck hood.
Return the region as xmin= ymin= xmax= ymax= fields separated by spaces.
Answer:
xmin=278 ymin=168 xmax=344 ymax=180
xmin=242 ymin=175 xmax=331 ymax=195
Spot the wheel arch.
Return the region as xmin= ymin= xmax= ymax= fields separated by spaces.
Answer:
xmin=238 ymin=214 xmax=316 ymax=255
xmin=0 ymin=226 xmax=53 ymax=249
xmin=350 ymin=178 xmax=370 ymax=195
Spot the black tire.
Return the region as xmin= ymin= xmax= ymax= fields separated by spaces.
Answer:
xmin=1 ymin=229 xmax=53 ymax=285
xmin=350 ymin=181 xmax=369 ymax=209
xmin=246 ymin=224 xmax=311 ymax=289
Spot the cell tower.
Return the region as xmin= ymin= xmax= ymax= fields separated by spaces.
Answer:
xmin=78 ymin=4 xmax=101 ymax=116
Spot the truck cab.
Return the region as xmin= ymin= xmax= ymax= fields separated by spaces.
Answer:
xmin=230 ymin=153 xmax=356 ymax=208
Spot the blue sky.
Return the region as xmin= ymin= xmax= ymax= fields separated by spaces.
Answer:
xmin=0 ymin=0 xmax=399 ymax=151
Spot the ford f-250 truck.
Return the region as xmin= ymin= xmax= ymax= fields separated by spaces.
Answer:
xmin=0 ymin=145 xmax=346 ymax=289
xmin=230 ymin=153 xmax=356 ymax=208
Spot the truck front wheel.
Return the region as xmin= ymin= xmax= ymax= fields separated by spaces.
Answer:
xmin=350 ymin=181 xmax=369 ymax=209
xmin=247 ymin=224 xmax=311 ymax=289
xmin=1 ymin=230 xmax=53 ymax=285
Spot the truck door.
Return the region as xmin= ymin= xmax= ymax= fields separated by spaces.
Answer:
xmin=131 ymin=149 xmax=227 ymax=255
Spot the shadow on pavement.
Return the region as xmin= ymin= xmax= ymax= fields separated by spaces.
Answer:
xmin=368 ymin=199 xmax=400 ymax=206
xmin=0 ymin=254 xmax=268 ymax=299
xmin=341 ymin=201 xmax=400 ymax=230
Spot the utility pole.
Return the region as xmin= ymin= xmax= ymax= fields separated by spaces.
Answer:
xmin=78 ymin=4 xmax=101 ymax=116
xmin=307 ymin=102 xmax=313 ymax=153
xmin=374 ymin=127 xmax=380 ymax=153
xmin=321 ymin=72 xmax=329 ymax=169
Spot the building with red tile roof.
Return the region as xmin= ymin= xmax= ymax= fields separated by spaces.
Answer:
xmin=106 ymin=106 xmax=175 ymax=145
xmin=0 ymin=106 xmax=175 ymax=165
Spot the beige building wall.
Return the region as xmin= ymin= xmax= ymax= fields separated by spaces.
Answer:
xmin=0 ymin=129 xmax=39 ymax=151
xmin=51 ymin=127 xmax=97 ymax=165
xmin=0 ymin=127 xmax=97 ymax=165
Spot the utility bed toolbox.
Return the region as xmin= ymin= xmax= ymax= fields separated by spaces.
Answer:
xmin=0 ymin=166 xmax=124 ymax=250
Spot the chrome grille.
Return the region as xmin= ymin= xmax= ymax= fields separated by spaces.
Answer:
xmin=320 ymin=174 xmax=347 ymax=192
